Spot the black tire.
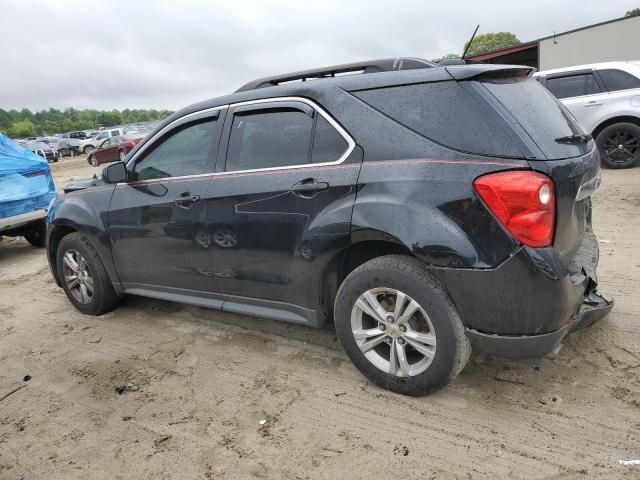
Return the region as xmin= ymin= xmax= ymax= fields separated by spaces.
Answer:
xmin=88 ymin=155 xmax=98 ymax=167
xmin=334 ymin=255 xmax=470 ymax=395
xmin=596 ymin=122 xmax=640 ymax=169
xmin=24 ymin=220 xmax=46 ymax=248
xmin=56 ymin=232 xmax=121 ymax=315
xmin=83 ymin=145 xmax=94 ymax=154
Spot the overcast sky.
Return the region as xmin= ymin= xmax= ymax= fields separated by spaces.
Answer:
xmin=1 ymin=0 xmax=637 ymax=111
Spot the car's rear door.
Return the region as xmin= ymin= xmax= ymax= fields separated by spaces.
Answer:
xmin=108 ymin=107 xmax=226 ymax=293
xmin=204 ymin=98 xmax=360 ymax=322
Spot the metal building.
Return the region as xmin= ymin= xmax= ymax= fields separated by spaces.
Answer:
xmin=465 ymin=15 xmax=640 ymax=70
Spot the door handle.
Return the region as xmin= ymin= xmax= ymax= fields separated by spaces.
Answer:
xmin=175 ymin=192 xmax=201 ymax=209
xmin=584 ymin=101 xmax=604 ymax=107
xmin=291 ymin=178 xmax=329 ymax=198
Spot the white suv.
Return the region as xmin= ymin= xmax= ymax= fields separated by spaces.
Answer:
xmin=535 ymin=61 xmax=640 ymax=168
xmin=78 ymin=128 xmax=125 ymax=154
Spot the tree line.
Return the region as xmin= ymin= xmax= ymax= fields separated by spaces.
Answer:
xmin=0 ymin=108 xmax=173 ymax=138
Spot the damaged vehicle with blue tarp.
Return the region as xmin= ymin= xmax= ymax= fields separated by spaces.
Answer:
xmin=0 ymin=133 xmax=57 ymax=247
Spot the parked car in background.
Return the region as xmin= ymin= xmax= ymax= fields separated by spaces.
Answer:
xmin=47 ymin=59 xmax=611 ymax=395
xmin=63 ymin=131 xmax=89 ymax=140
xmin=57 ymin=138 xmax=81 ymax=157
xmin=0 ymin=134 xmax=57 ymax=247
xmin=26 ymin=140 xmax=59 ymax=163
xmin=79 ymin=128 xmax=125 ymax=154
xmin=535 ymin=61 xmax=640 ymax=168
xmin=87 ymin=134 xmax=143 ymax=166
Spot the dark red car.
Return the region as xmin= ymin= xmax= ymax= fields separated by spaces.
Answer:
xmin=87 ymin=135 xmax=142 ymax=167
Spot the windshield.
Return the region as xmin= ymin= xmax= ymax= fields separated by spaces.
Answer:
xmin=476 ymin=77 xmax=590 ymax=160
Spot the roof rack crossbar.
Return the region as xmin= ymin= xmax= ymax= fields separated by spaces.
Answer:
xmin=235 ymin=57 xmax=436 ymax=92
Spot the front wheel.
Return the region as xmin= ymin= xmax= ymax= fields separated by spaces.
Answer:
xmin=56 ymin=233 xmax=121 ymax=315
xmin=596 ymin=122 xmax=640 ymax=169
xmin=118 ymin=149 xmax=127 ymax=161
xmin=334 ymin=255 xmax=470 ymax=395
xmin=88 ymin=155 xmax=98 ymax=167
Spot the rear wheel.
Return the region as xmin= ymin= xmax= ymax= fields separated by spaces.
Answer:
xmin=596 ymin=123 xmax=640 ymax=169
xmin=334 ymin=255 xmax=470 ymax=395
xmin=83 ymin=145 xmax=94 ymax=155
xmin=56 ymin=233 xmax=120 ymax=315
xmin=24 ymin=220 xmax=46 ymax=248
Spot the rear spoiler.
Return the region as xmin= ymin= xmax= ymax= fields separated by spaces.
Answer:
xmin=445 ymin=64 xmax=536 ymax=81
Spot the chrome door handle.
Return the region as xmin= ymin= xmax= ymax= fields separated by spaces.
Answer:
xmin=584 ymin=101 xmax=604 ymax=107
xmin=291 ymin=178 xmax=330 ymax=198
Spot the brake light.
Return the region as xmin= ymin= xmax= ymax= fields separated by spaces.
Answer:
xmin=473 ymin=171 xmax=555 ymax=248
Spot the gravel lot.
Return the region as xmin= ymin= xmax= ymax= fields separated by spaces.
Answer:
xmin=1 ymin=156 xmax=639 ymax=479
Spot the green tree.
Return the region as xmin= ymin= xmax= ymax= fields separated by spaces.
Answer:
xmin=432 ymin=53 xmax=461 ymax=63
xmin=464 ymin=32 xmax=521 ymax=57
xmin=625 ymin=8 xmax=640 ymax=17
xmin=7 ymin=120 xmax=36 ymax=138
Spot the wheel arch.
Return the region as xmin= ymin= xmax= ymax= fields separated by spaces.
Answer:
xmin=592 ymin=115 xmax=640 ymax=139
xmin=319 ymin=238 xmax=414 ymax=321
xmin=47 ymin=224 xmax=79 ymax=286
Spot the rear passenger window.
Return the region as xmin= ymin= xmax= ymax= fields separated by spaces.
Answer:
xmin=546 ymin=74 xmax=601 ymax=99
xmin=598 ymin=69 xmax=640 ymax=92
xmin=354 ymin=81 xmax=523 ymax=158
xmin=226 ymin=109 xmax=313 ymax=171
xmin=225 ymin=104 xmax=349 ymax=172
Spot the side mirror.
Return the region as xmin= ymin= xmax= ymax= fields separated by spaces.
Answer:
xmin=102 ymin=162 xmax=128 ymax=184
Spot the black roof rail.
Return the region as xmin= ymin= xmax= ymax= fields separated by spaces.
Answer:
xmin=235 ymin=57 xmax=437 ymax=92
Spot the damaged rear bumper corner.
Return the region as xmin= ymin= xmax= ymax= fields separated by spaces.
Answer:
xmin=465 ymin=290 xmax=613 ymax=361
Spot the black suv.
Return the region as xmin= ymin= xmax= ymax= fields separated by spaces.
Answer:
xmin=46 ymin=58 xmax=612 ymax=395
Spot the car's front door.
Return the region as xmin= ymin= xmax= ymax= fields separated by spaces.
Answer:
xmin=544 ymin=71 xmax=610 ymax=132
xmin=108 ymin=107 xmax=226 ymax=293
xmin=205 ymin=98 xmax=361 ymax=321
xmin=95 ymin=139 xmax=115 ymax=163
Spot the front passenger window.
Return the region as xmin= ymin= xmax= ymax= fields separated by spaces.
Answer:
xmin=135 ymin=119 xmax=220 ymax=181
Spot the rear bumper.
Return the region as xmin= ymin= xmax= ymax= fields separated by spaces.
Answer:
xmin=465 ymin=290 xmax=613 ymax=360
xmin=432 ymin=228 xmax=613 ymax=359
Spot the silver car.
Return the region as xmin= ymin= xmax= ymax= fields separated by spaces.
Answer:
xmin=535 ymin=61 xmax=640 ymax=168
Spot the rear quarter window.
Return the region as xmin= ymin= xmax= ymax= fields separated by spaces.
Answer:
xmin=598 ymin=69 xmax=640 ymax=92
xmin=353 ymin=81 xmax=524 ymax=158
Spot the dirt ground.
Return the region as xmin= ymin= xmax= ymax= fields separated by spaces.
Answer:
xmin=0 ymin=155 xmax=639 ymax=480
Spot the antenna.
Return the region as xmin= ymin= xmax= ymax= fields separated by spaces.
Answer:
xmin=461 ymin=24 xmax=480 ymax=59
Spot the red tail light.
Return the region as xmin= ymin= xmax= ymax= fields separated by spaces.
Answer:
xmin=474 ymin=171 xmax=555 ymax=248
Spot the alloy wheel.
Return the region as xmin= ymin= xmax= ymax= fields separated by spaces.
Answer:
xmin=602 ymin=130 xmax=639 ymax=165
xmin=62 ymin=249 xmax=94 ymax=304
xmin=119 ymin=150 xmax=126 ymax=161
xmin=212 ymin=229 xmax=238 ymax=248
xmin=350 ymin=287 xmax=436 ymax=377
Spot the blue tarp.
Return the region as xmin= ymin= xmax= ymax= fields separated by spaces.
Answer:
xmin=0 ymin=134 xmax=57 ymax=220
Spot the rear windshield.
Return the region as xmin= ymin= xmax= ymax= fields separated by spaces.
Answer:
xmin=353 ymin=77 xmax=589 ymax=160
xmin=479 ymin=78 xmax=589 ymax=159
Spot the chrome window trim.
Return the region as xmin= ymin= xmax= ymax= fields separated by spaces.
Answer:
xmin=219 ymin=96 xmax=355 ymax=175
xmin=125 ymin=97 xmax=355 ymax=182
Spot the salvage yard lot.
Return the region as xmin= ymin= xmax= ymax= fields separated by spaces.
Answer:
xmin=1 ymin=156 xmax=639 ymax=479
